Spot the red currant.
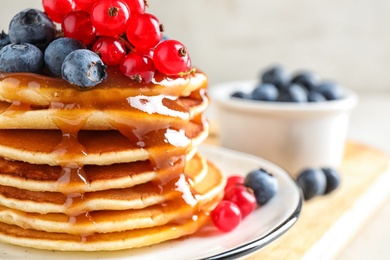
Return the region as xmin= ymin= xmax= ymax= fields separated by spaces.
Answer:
xmin=120 ymin=52 xmax=155 ymax=83
xmin=62 ymin=11 xmax=97 ymax=45
xmin=92 ymin=36 xmax=127 ymax=66
xmin=123 ymin=0 xmax=146 ymax=14
xmin=91 ymin=0 xmax=131 ymax=37
xmin=211 ymin=200 xmax=242 ymax=232
xmin=126 ymin=13 xmax=162 ymax=50
xmin=42 ymin=0 xmax=76 ymax=23
xmin=224 ymin=185 xmax=257 ymax=218
xmin=224 ymin=175 xmax=245 ymax=192
xmin=74 ymin=0 xmax=99 ymax=12
xmin=153 ymin=39 xmax=191 ymax=76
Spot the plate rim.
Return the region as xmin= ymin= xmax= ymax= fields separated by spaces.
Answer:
xmin=198 ymin=144 xmax=303 ymax=260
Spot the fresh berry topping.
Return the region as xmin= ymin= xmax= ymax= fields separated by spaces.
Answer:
xmin=261 ymin=65 xmax=290 ymax=90
xmin=8 ymin=8 xmax=56 ymax=51
xmin=44 ymin=37 xmax=85 ymax=76
xmin=123 ymin=0 xmax=146 ymax=14
xmin=244 ymin=168 xmax=278 ymax=206
xmin=277 ymin=84 xmax=308 ymax=103
xmin=0 ymin=43 xmax=43 ymax=73
xmin=61 ymin=49 xmax=107 ymax=87
xmin=224 ymin=185 xmax=257 ymax=218
xmin=296 ymin=168 xmax=326 ymax=200
xmin=91 ymin=0 xmax=131 ymax=37
xmin=321 ymin=167 xmax=341 ymax=194
xmin=224 ymin=175 xmax=245 ymax=192
xmin=153 ymin=39 xmax=191 ymax=76
xmin=92 ymin=36 xmax=126 ymax=66
xmin=211 ymin=200 xmax=242 ymax=232
xmin=42 ymin=0 xmax=76 ymax=23
xmin=62 ymin=10 xmax=97 ymax=45
xmin=291 ymin=71 xmax=320 ymax=91
xmin=316 ymin=81 xmax=345 ymax=100
xmin=251 ymin=83 xmax=279 ymax=101
xmin=0 ymin=31 xmax=10 ymax=50
xmin=307 ymin=91 xmax=327 ymax=102
xmin=120 ymin=52 xmax=155 ymax=83
xmin=74 ymin=0 xmax=99 ymax=12
xmin=126 ymin=13 xmax=162 ymax=50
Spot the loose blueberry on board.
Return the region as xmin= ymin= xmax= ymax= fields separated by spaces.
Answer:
xmin=0 ymin=43 xmax=43 ymax=73
xmin=0 ymin=31 xmax=10 ymax=50
xmin=251 ymin=83 xmax=279 ymax=101
xmin=61 ymin=49 xmax=107 ymax=88
xmin=44 ymin=37 xmax=85 ymax=77
xmin=317 ymin=81 xmax=345 ymax=100
xmin=307 ymin=91 xmax=327 ymax=102
xmin=296 ymin=168 xmax=326 ymax=200
xmin=321 ymin=167 xmax=341 ymax=194
xmin=261 ymin=65 xmax=290 ymax=90
xmin=291 ymin=71 xmax=320 ymax=91
xmin=244 ymin=168 xmax=278 ymax=206
xmin=277 ymin=84 xmax=308 ymax=103
xmin=8 ymin=8 xmax=56 ymax=51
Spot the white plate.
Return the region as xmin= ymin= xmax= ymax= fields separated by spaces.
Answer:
xmin=0 ymin=145 xmax=302 ymax=260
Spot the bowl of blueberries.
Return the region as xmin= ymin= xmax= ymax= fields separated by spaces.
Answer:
xmin=210 ymin=65 xmax=358 ymax=178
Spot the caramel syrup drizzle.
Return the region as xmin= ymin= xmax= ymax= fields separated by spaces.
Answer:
xmin=0 ymin=69 xmax=209 ymax=242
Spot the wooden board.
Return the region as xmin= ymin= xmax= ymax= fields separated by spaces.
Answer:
xmin=205 ymin=134 xmax=390 ymax=259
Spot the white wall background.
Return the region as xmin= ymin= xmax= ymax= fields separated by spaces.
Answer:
xmin=1 ymin=0 xmax=390 ymax=91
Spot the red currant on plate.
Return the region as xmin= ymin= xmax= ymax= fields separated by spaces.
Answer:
xmin=91 ymin=0 xmax=131 ymax=37
xmin=120 ymin=52 xmax=155 ymax=83
xmin=224 ymin=185 xmax=257 ymax=218
xmin=123 ymin=0 xmax=146 ymax=14
xmin=62 ymin=10 xmax=97 ymax=45
xmin=92 ymin=36 xmax=127 ymax=66
xmin=126 ymin=13 xmax=162 ymax=50
xmin=153 ymin=39 xmax=191 ymax=76
xmin=224 ymin=175 xmax=245 ymax=192
xmin=42 ymin=0 xmax=76 ymax=23
xmin=211 ymin=200 xmax=242 ymax=232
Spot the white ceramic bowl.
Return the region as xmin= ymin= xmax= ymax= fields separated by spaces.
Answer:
xmin=209 ymin=80 xmax=358 ymax=177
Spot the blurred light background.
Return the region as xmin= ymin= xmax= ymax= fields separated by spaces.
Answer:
xmin=1 ymin=0 xmax=390 ymax=91
xmin=0 ymin=1 xmax=390 ymax=259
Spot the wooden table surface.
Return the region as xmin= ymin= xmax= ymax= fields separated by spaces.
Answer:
xmin=205 ymin=131 xmax=390 ymax=259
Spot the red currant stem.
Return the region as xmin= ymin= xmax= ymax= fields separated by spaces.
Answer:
xmin=108 ymin=7 xmax=119 ymax=17
xmin=56 ymin=29 xmax=64 ymax=38
xmin=159 ymin=24 xmax=165 ymax=32
xmin=132 ymin=74 xmax=143 ymax=83
xmin=118 ymin=36 xmax=136 ymax=52
xmin=178 ymin=68 xmax=196 ymax=77
xmin=144 ymin=0 xmax=149 ymax=8
xmin=178 ymin=47 xmax=186 ymax=57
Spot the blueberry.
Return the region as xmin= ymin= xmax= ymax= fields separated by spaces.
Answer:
xmin=8 ymin=8 xmax=56 ymax=51
xmin=307 ymin=91 xmax=327 ymax=102
xmin=251 ymin=83 xmax=279 ymax=101
xmin=0 ymin=31 xmax=10 ymax=50
xmin=261 ymin=65 xmax=290 ymax=90
xmin=316 ymin=81 xmax=345 ymax=100
xmin=296 ymin=168 xmax=326 ymax=200
xmin=291 ymin=71 xmax=320 ymax=91
xmin=231 ymin=90 xmax=250 ymax=99
xmin=62 ymin=49 xmax=107 ymax=88
xmin=44 ymin=37 xmax=85 ymax=77
xmin=277 ymin=84 xmax=308 ymax=102
xmin=244 ymin=168 xmax=278 ymax=205
xmin=321 ymin=167 xmax=341 ymax=194
xmin=0 ymin=43 xmax=43 ymax=73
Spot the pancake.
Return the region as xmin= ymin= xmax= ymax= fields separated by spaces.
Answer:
xmin=0 ymin=59 xmax=225 ymax=251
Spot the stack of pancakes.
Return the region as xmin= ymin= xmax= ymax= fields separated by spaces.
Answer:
xmin=0 ymin=67 xmax=225 ymax=251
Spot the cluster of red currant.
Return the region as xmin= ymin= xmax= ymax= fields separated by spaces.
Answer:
xmin=211 ymin=175 xmax=257 ymax=232
xmin=42 ymin=0 xmax=192 ymax=83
